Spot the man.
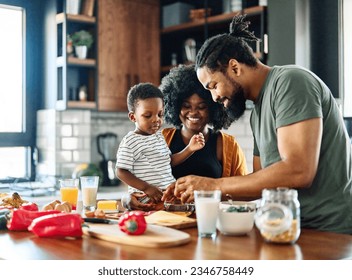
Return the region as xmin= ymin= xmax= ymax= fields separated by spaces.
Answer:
xmin=164 ymin=15 xmax=352 ymax=234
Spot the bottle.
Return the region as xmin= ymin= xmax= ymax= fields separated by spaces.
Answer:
xmin=67 ymin=35 xmax=74 ymax=57
xmin=78 ymin=85 xmax=87 ymax=101
xmin=255 ymin=187 xmax=301 ymax=244
xmin=171 ymin=53 xmax=177 ymax=66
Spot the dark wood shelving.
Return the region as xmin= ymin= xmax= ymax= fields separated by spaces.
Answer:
xmin=55 ymin=1 xmax=98 ymax=111
xmin=56 ymin=56 xmax=96 ymax=67
xmin=67 ymin=101 xmax=96 ymax=109
xmin=68 ymin=56 xmax=96 ymax=67
xmin=56 ymin=12 xmax=96 ymax=24
xmin=161 ymin=6 xmax=265 ymax=34
xmin=160 ymin=5 xmax=267 ymax=75
xmin=161 ymin=52 xmax=263 ymax=74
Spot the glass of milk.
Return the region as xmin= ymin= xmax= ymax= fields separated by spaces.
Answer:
xmin=80 ymin=176 xmax=99 ymax=211
xmin=194 ymin=190 xmax=222 ymax=238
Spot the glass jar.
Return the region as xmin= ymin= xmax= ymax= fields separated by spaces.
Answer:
xmin=255 ymin=187 xmax=301 ymax=244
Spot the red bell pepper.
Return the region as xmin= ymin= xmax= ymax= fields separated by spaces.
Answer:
xmin=19 ymin=202 xmax=39 ymax=211
xmin=118 ymin=211 xmax=147 ymax=235
xmin=7 ymin=208 xmax=60 ymax=231
xmin=28 ymin=213 xmax=83 ymax=238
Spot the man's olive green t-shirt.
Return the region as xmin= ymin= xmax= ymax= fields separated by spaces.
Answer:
xmin=250 ymin=65 xmax=352 ymax=233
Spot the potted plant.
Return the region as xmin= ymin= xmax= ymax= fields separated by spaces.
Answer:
xmin=70 ymin=30 xmax=94 ymax=59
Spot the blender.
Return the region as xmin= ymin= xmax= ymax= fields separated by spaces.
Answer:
xmin=97 ymin=132 xmax=120 ymax=186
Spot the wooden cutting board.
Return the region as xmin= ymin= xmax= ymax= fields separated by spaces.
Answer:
xmin=83 ymin=223 xmax=191 ymax=248
xmin=105 ymin=211 xmax=197 ymax=229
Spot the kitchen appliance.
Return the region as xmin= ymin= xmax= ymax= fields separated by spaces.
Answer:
xmin=97 ymin=132 xmax=120 ymax=186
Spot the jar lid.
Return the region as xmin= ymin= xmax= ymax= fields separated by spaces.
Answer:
xmin=255 ymin=203 xmax=293 ymax=235
xmin=262 ymin=187 xmax=298 ymax=201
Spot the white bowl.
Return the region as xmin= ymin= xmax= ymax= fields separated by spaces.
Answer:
xmin=216 ymin=201 xmax=256 ymax=236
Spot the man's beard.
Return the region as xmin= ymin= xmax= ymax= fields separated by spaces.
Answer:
xmin=225 ymin=77 xmax=246 ymax=121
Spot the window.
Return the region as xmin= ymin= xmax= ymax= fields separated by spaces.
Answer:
xmin=341 ymin=0 xmax=352 ymax=117
xmin=0 ymin=6 xmax=24 ymax=133
xmin=0 ymin=147 xmax=31 ymax=179
xmin=0 ymin=5 xmax=31 ymax=181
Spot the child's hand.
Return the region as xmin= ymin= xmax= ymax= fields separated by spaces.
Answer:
xmin=188 ymin=132 xmax=205 ymax=152
xmin=144 ymin=185 xmax=163 ymax=203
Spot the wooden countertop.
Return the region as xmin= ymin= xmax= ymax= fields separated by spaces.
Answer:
xmin=0 ymin=185 xmax=129 ymax=209
xmin=1 ymin=226 xmax=352 ymax=260
xmin=1 ymin=185 xmax=352 ymax=260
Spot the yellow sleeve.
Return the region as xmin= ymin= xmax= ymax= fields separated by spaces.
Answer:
xmin=220 ymin=132 xmax=248 ymax=177
xmin=161 ymin=127 xmax=176 ymax=146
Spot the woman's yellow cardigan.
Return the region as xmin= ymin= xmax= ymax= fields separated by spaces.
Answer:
xmin=162 ymin=127 xmax=248 ymax=177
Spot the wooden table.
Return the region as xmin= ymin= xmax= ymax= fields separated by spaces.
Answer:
xmin=1 ymin=226 xmax=352 ymax=260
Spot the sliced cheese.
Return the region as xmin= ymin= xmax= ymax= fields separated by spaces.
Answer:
xmin=97 ymin=200 xmax=118 ymax=211
xmin=145 ymin=210 xmax=196 ymax=225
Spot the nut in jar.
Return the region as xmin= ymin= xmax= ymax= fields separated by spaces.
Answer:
xmin=255 ymin=188 xmax=301 ymax=244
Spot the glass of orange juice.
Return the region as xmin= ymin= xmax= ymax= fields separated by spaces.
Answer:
xmin=59 ymin=179 xmax=79 ymax=208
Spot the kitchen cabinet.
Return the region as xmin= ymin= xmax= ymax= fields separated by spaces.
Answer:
xmin=98 ymin=0 xmax=160 ymax=112
xmin=160 ymin=0 xmax=268 ymax=75
xmin=56 ymin=0 xmax=98 ymax=110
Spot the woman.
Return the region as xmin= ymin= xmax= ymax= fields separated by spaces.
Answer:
xmin=123 ymin=64 xmax=247 ymax=210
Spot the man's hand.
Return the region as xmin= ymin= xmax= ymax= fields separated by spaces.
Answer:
xmin=174 ymin=175 xmax=217 ymax=203
xmin=162 ymin=182 xmax=178 ymax=202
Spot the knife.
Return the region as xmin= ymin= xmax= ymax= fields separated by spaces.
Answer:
xmin=83 ymin=217 xmax=119 ymax=224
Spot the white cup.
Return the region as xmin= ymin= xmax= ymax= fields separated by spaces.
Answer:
xmin=194 ymin=190 xmax=222 ymax=238
xmin=80 ymin=176 xmax=99 ymax=211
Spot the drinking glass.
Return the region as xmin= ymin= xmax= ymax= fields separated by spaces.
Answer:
xmin=59 ymin=178 xmax=79 ymax=208
xmin=194 ymin=190 xmax=222 ymax=238
xmin=80 ymin=176 xmax=99 ymax=211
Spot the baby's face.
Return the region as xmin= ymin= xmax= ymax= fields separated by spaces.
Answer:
xmin=131 ymin=97 xmax=164 ymax=135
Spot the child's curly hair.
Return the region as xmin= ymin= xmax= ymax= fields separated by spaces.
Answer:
xmin=159 ymin=64 xmax=234 ymax=131
xmin=127 ymin=82 xmax=163 ymax=112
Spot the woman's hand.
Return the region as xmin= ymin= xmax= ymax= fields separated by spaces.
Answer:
xmin=175 ymin=175 xmax=218 ymax=203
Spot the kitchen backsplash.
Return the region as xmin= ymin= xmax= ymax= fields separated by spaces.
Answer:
xmin=36 ymin=109 xmax=253 ymax=180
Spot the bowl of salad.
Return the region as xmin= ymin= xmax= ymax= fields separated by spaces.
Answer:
xmin=216 ymin=201 xmax=256 ymax=235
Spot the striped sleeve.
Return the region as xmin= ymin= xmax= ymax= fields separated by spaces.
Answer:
xmin=116 ymin=137 xmax=134 ymax=171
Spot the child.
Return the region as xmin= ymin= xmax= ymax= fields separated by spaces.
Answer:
xmin=115 ymin=83 xmax=205 ymax=204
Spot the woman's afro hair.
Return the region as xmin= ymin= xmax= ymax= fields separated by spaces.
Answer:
xmin=159 ymin=64 xmax=235 ymax=131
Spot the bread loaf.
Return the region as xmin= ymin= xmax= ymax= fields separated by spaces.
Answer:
xmin=42 ymin=200 xmax=61 ymax=211
xmin=54 ymin=201 xmax=72 ymax=213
